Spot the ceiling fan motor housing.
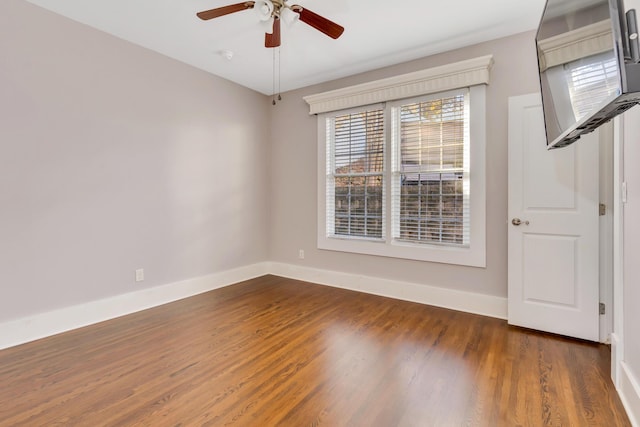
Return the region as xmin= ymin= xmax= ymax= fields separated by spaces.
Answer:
xmin=255 ymin=0 xmax=290 ymax=20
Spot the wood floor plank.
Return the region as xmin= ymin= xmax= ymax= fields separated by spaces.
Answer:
xmin=0 ymin=275 xmax=631 ymax=426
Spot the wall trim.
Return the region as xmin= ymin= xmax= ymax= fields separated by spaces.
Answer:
xmin=0 ymin=261 xmax=509 ymax=350
xmin=0 ymin=262 xmax=270 ymax=350
xmin=619 ymin=361 xmax=640 ymax=427
xmin=612 ymin=332 xmax=624 ymax=387
xmin=303 ymin=55 xmax=494 ymax=115
xmin=268 ymin=262 xmax=507 ymax=319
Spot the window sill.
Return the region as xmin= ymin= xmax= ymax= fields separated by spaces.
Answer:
xmin=318 ymin=235 xmax=486 ymax=267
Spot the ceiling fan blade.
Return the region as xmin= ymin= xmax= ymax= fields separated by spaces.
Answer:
xmin=197 ymin=2 xmax=255 ymax=20
xmin=292 ymin=6 xmax=344 ymax=39
xmin=265 ymin=17 xmax=281 ymax=48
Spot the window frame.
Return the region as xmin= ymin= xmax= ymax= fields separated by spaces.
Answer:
xmin=317 ymin=85 xmax=486 ymax=267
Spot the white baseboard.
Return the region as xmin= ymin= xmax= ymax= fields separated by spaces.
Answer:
xmin=610 ymin=333 xmax=639 ymax=426
xmin=268 ymin=262 xmax=507 ymax=319
xmin=619 ymin=361 xmax=640 ymax=427
xmin=0 ymin=262 xmax=270 ymax=350
xmin=612 ymin=333 xmax=623 ymax=386
xmin=0 ymin=261 xmax=508 ymax=351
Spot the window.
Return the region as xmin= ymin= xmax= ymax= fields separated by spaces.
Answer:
xmin=309 ymin=56 xmax=490 ymax=267
xmin=391 ymin=92 xmax=470 ymax=247
xmin=329 ymin=108 xmax=385 ymax=240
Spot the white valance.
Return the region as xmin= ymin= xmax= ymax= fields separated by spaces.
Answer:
xmin=303 ymin=55 xmax=494 ymax=115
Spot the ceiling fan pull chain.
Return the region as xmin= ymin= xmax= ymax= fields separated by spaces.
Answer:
xmin=272 ymin=48 xmax=277 ymax=105
xmin=278 ymin=47 xmax=282 ymax=101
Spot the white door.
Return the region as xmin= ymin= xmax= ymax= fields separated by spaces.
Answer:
xmin=508 ymin=93 xmax=600 ymax=342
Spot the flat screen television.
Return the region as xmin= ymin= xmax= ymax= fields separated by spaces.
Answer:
xmin=536 ymin=0 xmax=640 ymax=149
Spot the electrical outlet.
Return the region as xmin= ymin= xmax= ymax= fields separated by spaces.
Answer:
xmin=298 ymin=249 xmax=305 ymax=259
xmin=135 ymin=268 xmax=144 ymax=282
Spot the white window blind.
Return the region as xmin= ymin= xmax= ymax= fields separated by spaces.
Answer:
xmin=392 ymin=90 xmax=470 ymax=246
xmin=327 ymin=107 xmax=385 ymax=239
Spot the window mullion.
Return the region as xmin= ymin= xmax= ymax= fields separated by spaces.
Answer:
xmin=384 ymin=103 xmax=394 ymax=245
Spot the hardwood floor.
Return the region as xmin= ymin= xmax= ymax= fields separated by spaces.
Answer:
xmin=0 ymin=275 xmax=630 ymax=426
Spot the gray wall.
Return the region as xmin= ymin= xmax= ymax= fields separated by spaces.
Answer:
xmin=0 ymin=0 xmax=270 ymax=322
xmin=269 ymin=31 xmax=540 ymax=298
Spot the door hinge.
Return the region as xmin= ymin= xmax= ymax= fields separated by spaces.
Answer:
xmin=599 ymin=302 xmax=606 ymax=315
xmin=599 ymin=203 xmax=606 ymax=216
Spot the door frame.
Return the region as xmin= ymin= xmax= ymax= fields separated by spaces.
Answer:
xmin=599 ymin=122 xmax=614 ymax=343
xmin=611 ymin=115 xmax=625 ymax=385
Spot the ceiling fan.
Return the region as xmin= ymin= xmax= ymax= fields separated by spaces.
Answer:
xmin=196 ymin=0 xmax=345 ymax=48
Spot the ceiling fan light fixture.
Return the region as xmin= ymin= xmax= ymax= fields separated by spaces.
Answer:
xmin=254 ymin=0 xmax=274 ymax=21
xmin=260 ymin=16 xmax=274 ymax=32
xmin=280 ymin=7 xmax=299 ymax=27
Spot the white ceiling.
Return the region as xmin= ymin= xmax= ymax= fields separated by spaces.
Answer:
xmin=25 ymin=0 xmax=547 ymax=95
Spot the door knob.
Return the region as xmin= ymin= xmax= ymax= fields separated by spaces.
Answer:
xmin=512 ymin=218 xmax=530 ymax=226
